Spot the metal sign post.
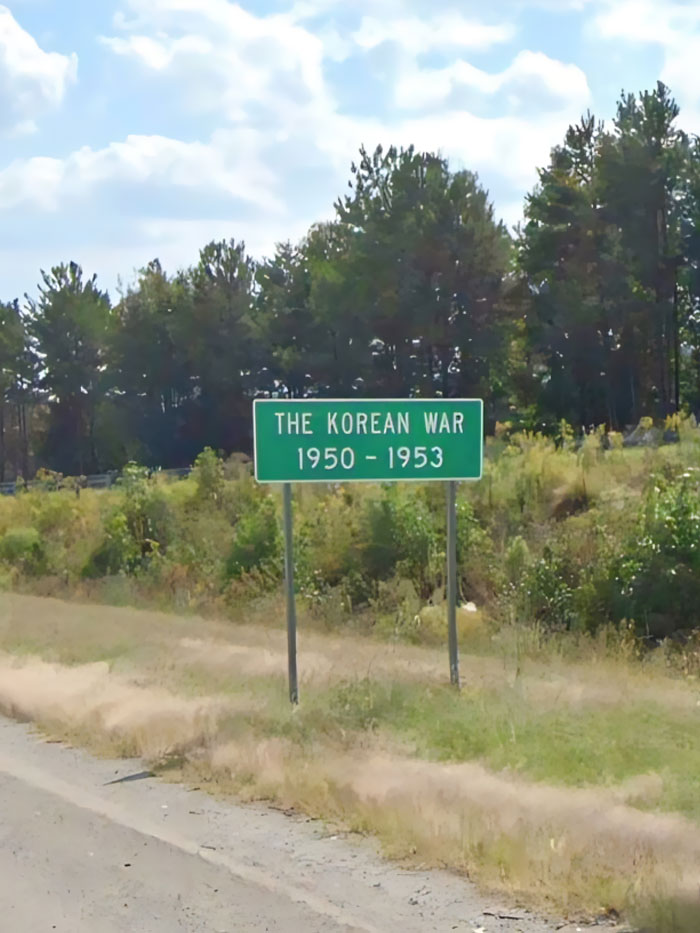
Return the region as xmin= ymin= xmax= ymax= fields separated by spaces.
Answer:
xmin=253 ymin=399 xmax=483 ymax=703
xmin=446 ymin=480 xmax=459 ymax=688
xmin=282 ymin=483 xmax=299 ymax=705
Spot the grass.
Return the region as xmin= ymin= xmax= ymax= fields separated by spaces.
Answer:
xmin=2 ymin=593 xmax=700 ymax=927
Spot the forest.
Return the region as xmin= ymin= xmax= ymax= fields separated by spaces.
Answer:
xmin=2 ymin=81 xmax=700 ymax=481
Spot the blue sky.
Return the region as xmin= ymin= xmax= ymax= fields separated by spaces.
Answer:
xmin=0 ymin=0 xmax=697 ymax=301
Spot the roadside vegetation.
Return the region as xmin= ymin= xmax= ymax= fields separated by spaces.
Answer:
xmin=3 ymin=422 xmax=700 ymax=650
xmin=2 ymin=428 xmax=700 ymax=928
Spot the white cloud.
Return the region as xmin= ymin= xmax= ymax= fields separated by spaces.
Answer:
xmin=104 ymin=0 xmax=330 ymax=122
xmin=103 ymin=33 xmax=212 ymax=70
xmin=353 ymin=13 xmax=515 ymax=54
xmin=0 ymin=129 xmax=282 ymax=213
xmin=103 ymin=0 xmax=582 ymax=189
xmin=0 ymin=0 xmax=596 ymax=298
xmin=524 ymin=0 xmax=595 ymax=8
xmin=323 ymin=108 xmax=575 ymax=193
xmin=594 ymin=0 xmax=700 ymax=131
xmin=395 ymin=50 xmax=590 ymax=112
xmin=0 ymin=5 xmax=76 ymax=134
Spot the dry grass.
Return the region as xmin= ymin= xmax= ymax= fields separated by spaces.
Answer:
xmin=1 ymin=592 xmax=700 ymax=925
xmin=2 ymin=592 xmax=697 ymax=714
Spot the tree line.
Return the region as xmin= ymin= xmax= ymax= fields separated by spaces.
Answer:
xmin=2 ymin=82 xmax=700 ymax=480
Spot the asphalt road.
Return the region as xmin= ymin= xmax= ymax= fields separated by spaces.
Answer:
xmin=0 ymin=717 xmax=566 ymax=933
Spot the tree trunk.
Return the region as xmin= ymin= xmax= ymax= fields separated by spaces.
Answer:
xmin=673 ymin=281 xmax=681 ymax=412
xmin=17 ymin=399 xmax=29 ymax=480
xmin=654 ymin=206 xmax=670 ymax=416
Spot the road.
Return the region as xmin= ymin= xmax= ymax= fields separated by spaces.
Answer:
xmin=0 ymin=717 xmax=567 ymax=933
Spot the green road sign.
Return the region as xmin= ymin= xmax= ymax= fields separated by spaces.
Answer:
xmin=253 ymin=398 xmax=483 ymax=484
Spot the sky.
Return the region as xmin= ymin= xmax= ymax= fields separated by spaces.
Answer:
xmin=0 ymin=0 xmax=698 ymax=301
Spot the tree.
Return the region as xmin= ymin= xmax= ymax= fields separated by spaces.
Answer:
xmin=255 ymin=222 xmax=374 ymax=399
xmin=677 ymin=137 xmax=700 ymax=413
xmin=334 ymin=145 xmax=512 ymax=412
xmin=0 ymin=301 xmax=33 ymax=481
xmin=520 ymin=113 xmax=628 ymax=428
xmin=111 ymin=259 xmax=194 ymax=466
xmin=598 ymin=82 xmax=688 ymax=418
xmin=27 ymin=263 xmax=112 ymax=475
xmin=520 ymin=85 xmax=693 ymax=429
xmin=186 ymin=239 xmax=259 ymax=455
xmin=256 ymin=239 xmax=321 ymax=399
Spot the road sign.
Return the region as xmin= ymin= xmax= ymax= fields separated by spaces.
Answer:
xmin=253 ymin=398 xmax=483 ymax=484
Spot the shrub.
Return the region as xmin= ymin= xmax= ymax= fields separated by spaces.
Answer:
xmin=371 ymin=576 xmax=423 ymax=642
xmin=455 ymin=497 xmax=499 ymax=600
xmin=360 ymin=488 xmax=439 ymax=599
xmin=192 ymin=447 xmax=225 ymax=505
xmin=85 ymin=463 xmax=175 ymax=577
xmin=83 ymin=509 xmax=141 ymax=577
xmin=219 ymin=469 xmax=261 ymax=524
xmin=225 ymin=497 xmax=281 ymax=579
xmin=119 ymin=463 xmax=175 ymax=556
xmin=0 ymin=527 xmax=45 ymax=575
xmin=521 ymin=545 xmax=577 ymax=631
xmin=30 ymin=491 xmax=77 ymax=535
xmin=608 ymin=469 xmax=700 ymax=638
xmin=297 ymin=489 xmax=360 ymax=589
xmin=504 ymin=535 xmax=531 ymax=585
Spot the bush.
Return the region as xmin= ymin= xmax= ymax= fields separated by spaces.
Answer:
xmin=225 ymin=497 xmax=281 ymax=579
xmin=504 ymin=535 xmax=531 ymax=585
xmin=360 ymin=488 xmax=439 ymax=599
xmin=608 ymin=469 xmax=700 ymax=638
xmin=0 ymin=527 xmax=45 ymax=575
xmin=192 ymin=447 xmax=225 ymax=505
xmin=371 ymin=576 xmax=423 ymax=641
xmin=30 ymin=491 xmax=77 ymax=535
xmin=118 ymin=463 xmax=175 ymax=555
xmin=521 ymin=545 xmax=577 ymax=631
xmin=83 ymin=509 xmax=141 ymax=577
xmin=297 ymin=489 xmax=361 ymax=590
xmin=84 ymin=463 xmax=175 ymax=577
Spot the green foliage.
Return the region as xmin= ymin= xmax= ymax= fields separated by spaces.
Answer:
xmin=504 ymin=535 xmax=531 ymax=585
xmin=370 ymin=576 xmax=423 ymax=642
xmin=360 ymin=488 xmax=439 ymax=599
xmin=119 ymin=463 xmax=174 ymax=554
xmin=225 ymin=497 xmax=281 ymax=580
xmin=296 ymin=489 xmax=362 ymax=595
xmin=522 ymin=546 xmax=577 ymax=631
xmin=520 ymin=83 xmax=693 ymax=429
xmin=30 ymin=491 xmax=77 ymax=535
xmin=0 ymin=527 xmax=45 ymax=575
xmin=192 ymin=447 xmax=225 ymax=505
xmin=27 ymin=262 xmax=112 ymax=475
xmin=610 ymin=469 xmax=700 ymax=637
xmin=84 ymin=510 xmax=141 ymax=577
xmin=84 ymin=462 xmax=175 ymax=577
xmin=6 ymin=430 xmax=700 ymax=647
